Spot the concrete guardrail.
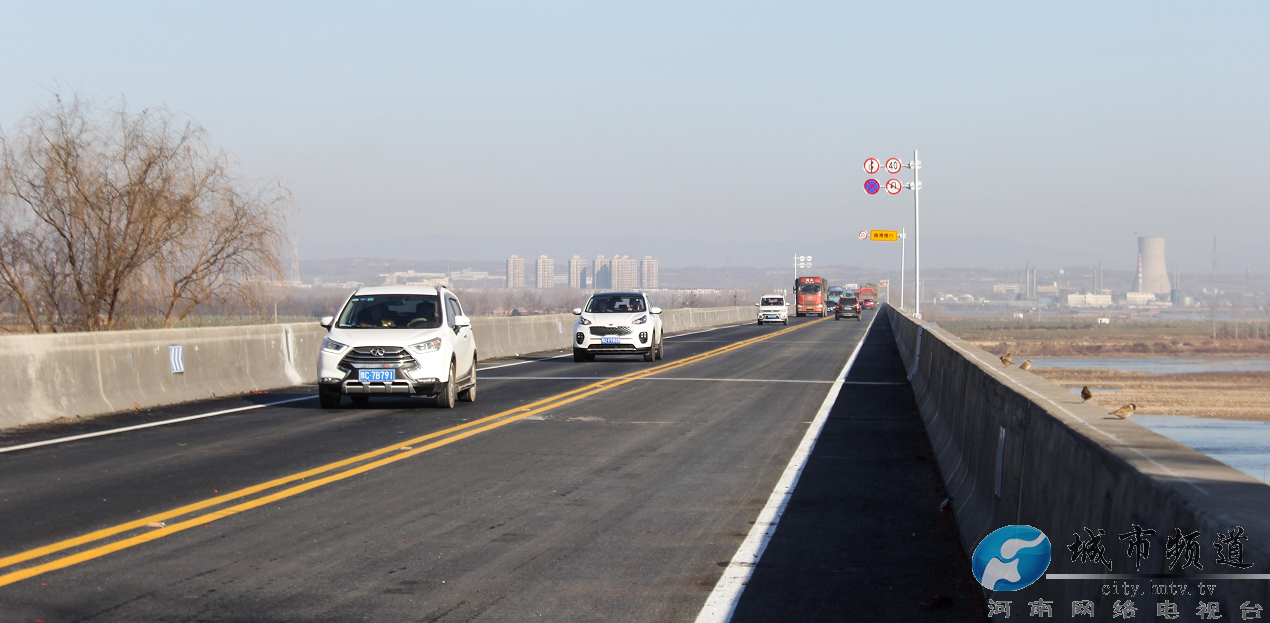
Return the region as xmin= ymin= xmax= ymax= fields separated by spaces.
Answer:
xmin=0 ymin=305 xmax=759 ymax=430
xmin=885 ymin=304 xmax=1270 ymax=611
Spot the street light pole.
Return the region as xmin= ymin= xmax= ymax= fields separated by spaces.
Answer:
xmin=905 ymin=150 xmax=922 ymax=318
xmin=899 ymin=228 xmax=907 ymax=311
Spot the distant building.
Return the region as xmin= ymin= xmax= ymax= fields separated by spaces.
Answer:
xmin=593 ymin=255 xmax=612 ymax=289
xmin=612 ymin=255 xmax=639 ymax=290
xmin=1125 ymin=291 xmax=1157 ymax=306
xmin=380 ymin=270 xmax=450 ymax=288
xmin=1134 ymin=236 xmax=1170 ymax=295
xmin=1036 ymin=282 xmax=1060 ymax=297
xmin=640 ymin=256 xmax=659 ymax=289
xmin=506 ymin=255 xmax=525 ymax=288
xmin=1066 ymin=293 xmax=1113 ymax=308
xmin=535 ymin=255 xmax=555 ymax=289
xmin=568 ymin=255 xmax=588 ymax=289
xmin=993 ymin=283 xmax=1022 ymax=294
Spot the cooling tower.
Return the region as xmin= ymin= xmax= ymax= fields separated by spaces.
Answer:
xmin=1135 ymin=236 xmax=1170 ymax=294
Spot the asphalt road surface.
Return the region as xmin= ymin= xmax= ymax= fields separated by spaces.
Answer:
xmin=0 ymin=310 xmax=983 ymax=621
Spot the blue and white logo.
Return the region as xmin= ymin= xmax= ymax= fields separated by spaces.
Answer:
xmin=972 ymin=525 xmax=1051 ymax=591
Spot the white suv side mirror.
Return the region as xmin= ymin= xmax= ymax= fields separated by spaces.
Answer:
xmin=319 ymin=316 xmax=334 ymax=329
xmin=650 ymin=307 xmax=662 ymax=315
xmin=572 ymin=308 xmax=583 ymax=315
xmin=454 ymin=314 xmax=471 ymax=328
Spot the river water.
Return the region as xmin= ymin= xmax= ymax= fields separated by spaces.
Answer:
xmin=1134 ymin=415 xmax=1270 ymax=483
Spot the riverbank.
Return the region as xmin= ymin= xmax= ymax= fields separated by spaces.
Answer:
xmin=1032 ymin=368 xmax=1270 ymax=421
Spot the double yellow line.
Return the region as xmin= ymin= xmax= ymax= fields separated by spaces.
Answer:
xmin=0 ymin=318 xmax=824 ymax=588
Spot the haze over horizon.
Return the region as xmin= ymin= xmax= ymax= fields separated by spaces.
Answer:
xmin=4 ymin=2 xmax=1267 ymax=274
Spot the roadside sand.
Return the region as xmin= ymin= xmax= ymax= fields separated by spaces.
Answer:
xmin=1031 ymin=369 xmax=1270 ymax=421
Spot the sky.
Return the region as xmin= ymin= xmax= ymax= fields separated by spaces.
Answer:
xmin=3 ymin=1 xmax=1268 ymax=274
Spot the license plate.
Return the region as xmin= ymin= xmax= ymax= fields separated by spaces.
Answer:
xmin=601 ymin=337 xmax=620 ymax=344
xmin=765 ymin=315 xmax=777 ymax=319
xmin=358 ymin=369 xmax=395 ymax=382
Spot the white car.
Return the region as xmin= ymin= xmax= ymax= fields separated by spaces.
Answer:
xmin=572 ymin=292 xmax=664 ymax=362
xmin=316 ymin=285 xmax=477 ymax=409
xmin=756 ymin=294 xmax=789 ymax=325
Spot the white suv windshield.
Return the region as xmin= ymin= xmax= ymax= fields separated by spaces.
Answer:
xmin=761 ymin=298 xmax=784 ymax=306
xmin=585 ymin=294 xmax=647 ymax=313
xmin=336 ymin=294 xmax=443 ymax=329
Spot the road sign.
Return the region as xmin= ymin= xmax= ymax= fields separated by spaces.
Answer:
xmin=870 ymin=230 xmax=899 ymax=242
xmin=885 ymin=158 xmax=902 ymax=174
xmin=858 ymin=230 xmax=868 ymax=240
xmin=880 ymin=279 xmax=889 ymax=286
xmin=885 ymin=179 xmax=902 ymax=195
xmin=863 ymin=158 xmax=880 ymax=174
xmin=864 ymin=179 xmax=880 ymax=195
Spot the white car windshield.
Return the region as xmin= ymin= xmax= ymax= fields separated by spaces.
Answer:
xmin=336 ymin=294 xmax=443 ymax=329
xmin=761 ymin=298 xmax=784 ymax=306
xmin=585 ymin=294 xmax=647 ymax=313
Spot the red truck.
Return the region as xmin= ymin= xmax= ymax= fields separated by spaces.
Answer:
xmin=858 ymin=285 xmax=877 ymax=309
xmin=795 ymin=276 xmax=828 ymax=317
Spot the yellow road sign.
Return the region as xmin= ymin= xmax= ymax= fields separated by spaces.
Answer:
xmin=870 ymin=230 xmax=898 ymax=242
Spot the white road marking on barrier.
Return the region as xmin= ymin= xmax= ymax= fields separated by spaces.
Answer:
xmin=694 ymin=315 xmax=876 ymax=623
xmin=0 ymin=396 xmax=316 ymax=454
xmin=481 ymin=376 xmax=834 ymax=384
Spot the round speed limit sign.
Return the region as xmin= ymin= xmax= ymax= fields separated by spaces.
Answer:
xmin=885 ymin=179 xmax=903 ymax=195
xmin=885 ymin=158 xmax=903 ymax=174
xmin=863 ymin=158 xmax=881 ymax=174
xmin=858 ymin=230 xmax=868 ymax=241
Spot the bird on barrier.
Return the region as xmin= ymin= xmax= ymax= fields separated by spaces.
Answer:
xmin=1019 ymin=360 xmax=1032 ymax=371
xmin=1080 ymin=386 xmax=1094 ymax=402
xmin=1000 ymin=352 xmax=1012 ymax=366
xmin=1109 ymin=403 xmax=1137 ymax=419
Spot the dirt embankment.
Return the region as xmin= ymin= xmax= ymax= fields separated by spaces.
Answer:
xmin=1031 ymin=369 xmax=1270 ymax=421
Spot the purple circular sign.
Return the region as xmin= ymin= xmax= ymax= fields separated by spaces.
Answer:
xmin=864 ymin=178 xmax=880 ymax=195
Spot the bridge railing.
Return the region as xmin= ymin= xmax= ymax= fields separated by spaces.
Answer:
xmin=885 ymin=304 xmax=1270 ymax=611
xmin=0 ymin=306 xmax=758 ymax=430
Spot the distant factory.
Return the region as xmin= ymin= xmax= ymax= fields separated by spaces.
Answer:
xmin=503 ymin=254 xmax=658 ymax=290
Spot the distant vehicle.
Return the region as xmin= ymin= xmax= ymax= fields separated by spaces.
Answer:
xmin=572 ymin=292 xmax=664 ymax=362
xmin=835 ymin=295 xmax=861 ymax=321
xmin=858 ymin=284 xmax=878 ymax=309
xmin=826 ymin=286 xmax=845 ymax=310
xmin=756 ymin=294 xmax=789 ymax=325
xmin=795 ymin=276 xmax=828 ymax=317
xmin=317 ymin=285 xmax=477 ymax=409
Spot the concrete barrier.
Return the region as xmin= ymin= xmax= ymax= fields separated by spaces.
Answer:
xmin=0 ymin=305 xmax=756 ymax=430
xmin=885 ymin=304 xmax=1270 ymax=611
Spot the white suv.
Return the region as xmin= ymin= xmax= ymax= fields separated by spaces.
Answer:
xmin=316 ymin=286 xmax=477 ymax=409
xmin=756 ymin=294 xmax=788 ymax=325
xmin=572 ymin=292 xmax=664 ymax=362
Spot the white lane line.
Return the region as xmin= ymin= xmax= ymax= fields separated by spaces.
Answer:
xmin=474 ymin=322 xmax=754 ymax=371
xmin=694 ymin=313 xmax=877 ymax=623
xmin=0 ymin=396 xmax=317 ymax=455
xmin=841 ymin=381 xmax=909 ymax=386
xmin=481 ymin=376 xmax=834 ymax=384
xmin=477 ymin=353 xmax=570 ymax=371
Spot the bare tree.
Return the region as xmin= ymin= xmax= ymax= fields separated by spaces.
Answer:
xmin=0 ymin=93 xmax=291 ymax=331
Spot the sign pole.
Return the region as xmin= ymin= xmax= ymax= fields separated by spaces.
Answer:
xmin=900 ymin=228 xmax=906 ymax=311
xmin=906 ymin=150 xmax=922 ymax=319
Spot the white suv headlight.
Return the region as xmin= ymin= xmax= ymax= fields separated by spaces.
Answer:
xmin=632 ymin=315 xmax=648 ymax=325
xmin=409 ymin=338 xmax=443 ymax=353
xmin=578 ymin=316 xmax=592 ymax=326
xmin=322 ymin=337 xmax=347 ymax=353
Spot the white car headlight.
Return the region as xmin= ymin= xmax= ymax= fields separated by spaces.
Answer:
xmin=409 ymin=338 xmax=443 ymax=353
xmin=322 ymin=337 xmax=347 ymax=353
xmin=632 ymin=315 xmax=648 ymax=325
xmin=578 ymin=316 xmax=592 ymax=326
